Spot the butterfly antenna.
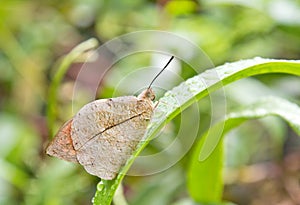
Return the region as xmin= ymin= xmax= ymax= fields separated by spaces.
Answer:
xmin=148 ymin=56 xmax=174 ymax=89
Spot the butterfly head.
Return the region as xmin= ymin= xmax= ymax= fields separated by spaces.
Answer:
xmin=138 ymin=88 xmax=155 ymax=101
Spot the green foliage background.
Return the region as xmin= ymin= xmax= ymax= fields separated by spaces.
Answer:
xmin=1 ymin=0 xmax=300 ymax=205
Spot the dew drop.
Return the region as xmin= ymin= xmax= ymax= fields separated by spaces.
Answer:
xmin=97 ymin=181 xmax=105 ymax=192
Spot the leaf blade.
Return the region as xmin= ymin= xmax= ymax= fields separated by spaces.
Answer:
xmin=93 ymin=58 xmax=300 ymax=205
xmin=188 ymin=96 xmax=300 ymax=203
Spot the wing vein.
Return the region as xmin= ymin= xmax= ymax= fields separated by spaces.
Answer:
xmin=76 ymin=112 xmax=146 ymax=150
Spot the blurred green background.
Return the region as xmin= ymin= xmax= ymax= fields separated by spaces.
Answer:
xmin=1 ymin=0 xmax=300 ymax=204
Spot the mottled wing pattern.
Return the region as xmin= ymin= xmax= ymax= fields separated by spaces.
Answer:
xmin=46 ymin=119 xmax=78 ymax=163
xmin=77 ymin=112 xmax=151 ymax=179
xmin=71 ymin=96 xmax=147 ymax=149
xmin=71 ymin=96 xmax=154 ymax=180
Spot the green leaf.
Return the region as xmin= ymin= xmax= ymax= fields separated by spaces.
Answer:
xmin=187 ymin=96 xmax=300 ymax=203
xmin=93 ymin=57 xmax=300 ymax=205
xmin=199 ymin=96 xmax=300 ymax=162
xmin=187 ymin=126 xmax=224 ymax=203
xmin=166 ymin=0 xmax=198 ymax=16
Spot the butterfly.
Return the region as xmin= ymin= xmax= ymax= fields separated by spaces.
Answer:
xmin=46 ymin=56 xmax=174 ymax=180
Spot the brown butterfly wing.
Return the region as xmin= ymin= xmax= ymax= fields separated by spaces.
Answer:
xmin=46 ymin=119 xmax=78 ymax=163
xmin=71 ymin=96 xmax=154 ymax=179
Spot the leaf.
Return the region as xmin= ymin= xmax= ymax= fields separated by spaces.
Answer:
xmin=187 ymin=96 xmax=300 ymax=203
xmin=200 ymin=96 xmax=300 ymax=162
xmin=187 ymin=124 xmax=224 ymax=203
xmin=89 ymin=57 xmax=300 ymax=204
